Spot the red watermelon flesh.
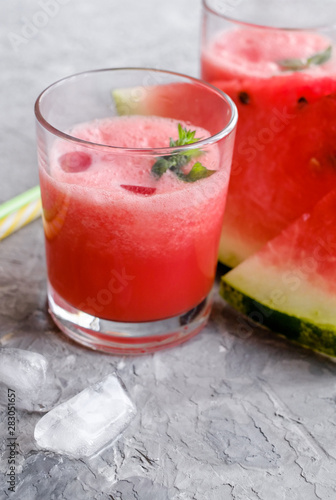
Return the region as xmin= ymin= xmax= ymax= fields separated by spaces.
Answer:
xmin=214 ymin=75 xmax=336 ymax=265
xmin=254 ymin=188 xmax=336 ymax=295
xmin=202 ymin=28 xmax=336 ymax=266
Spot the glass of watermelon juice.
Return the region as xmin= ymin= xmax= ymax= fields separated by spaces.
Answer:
xmin=201 ymin=0 xmax=336 ymax=267
xmin=35 ymin=68 xmax=237 ymax=354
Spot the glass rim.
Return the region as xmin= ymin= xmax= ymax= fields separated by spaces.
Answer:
xmin=202 ymin=0 xmax=336 ymax=31
xmin=34 ymin=67 xmax=238 ymax=155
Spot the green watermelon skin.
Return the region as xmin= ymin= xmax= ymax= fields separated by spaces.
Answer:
xmin=220 ymin=189 xmax=336 ymax=356
xmin=221 ymin=282 xmax=336 ymax=357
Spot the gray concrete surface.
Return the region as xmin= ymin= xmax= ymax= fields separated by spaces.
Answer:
xmin=1 ymin=1 xmax=336 ymax=499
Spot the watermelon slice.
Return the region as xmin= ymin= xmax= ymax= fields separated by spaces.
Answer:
xmin=220 ymin=189 xmax=336 ymax=356
xmin=201 ymin=27 xmax=336 ymax=266
xmin=213 ymin=75 xmax=336 ymax=266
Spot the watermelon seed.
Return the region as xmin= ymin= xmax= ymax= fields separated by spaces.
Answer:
xmin=309 ymin=157 xmax=321 ymax=172
xmin=238 ymin=91 xmax=250 ymax=105
xmin=298 ymin=96 xmax=308 ymax=107
xmin=329 ymin=154 xmax=336 ymax=168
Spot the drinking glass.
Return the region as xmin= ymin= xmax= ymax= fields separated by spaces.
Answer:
xmin=35 ymin=68 xmax=237 ymax=354
xmin=201 ymin=0 xmax=336 ymax=267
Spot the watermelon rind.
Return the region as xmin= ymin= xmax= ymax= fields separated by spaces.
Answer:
xmin=218 ymin=229 xmax=261 ymax=267
xmin=220 ymin=263 xmax=336 ymax=357
xmin=112 ymin=87 xmax=147 ymax=116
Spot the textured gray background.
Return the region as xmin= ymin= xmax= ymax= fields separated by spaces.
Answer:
xmin=1 ymin=1 xmax=336 ymax=499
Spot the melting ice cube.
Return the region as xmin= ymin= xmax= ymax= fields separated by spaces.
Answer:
xmin=34 ymin=373 xmax=136 ymax=458
xmin=0 ymin=348 xmax=60 ymax=412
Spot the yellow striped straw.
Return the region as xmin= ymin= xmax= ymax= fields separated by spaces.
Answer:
xmin=0 ymin=186 xmax=42 ymax=241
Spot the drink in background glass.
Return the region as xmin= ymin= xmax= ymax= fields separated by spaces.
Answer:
xmin=201 ymin=0 xmax=336 ymax=267
xmin=35 ymin=68 xmax=237 ymax=354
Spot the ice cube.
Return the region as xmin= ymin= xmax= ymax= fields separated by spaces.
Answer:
xmin=0 ymin=348 xmax=60 ymax=412
xmin=34 ymin=373 xmax=136 ymax=458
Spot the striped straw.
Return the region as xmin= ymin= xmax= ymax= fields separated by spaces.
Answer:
xmin=0 ymin=186 xmax=42 ymax=241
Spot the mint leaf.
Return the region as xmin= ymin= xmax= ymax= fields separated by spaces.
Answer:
xmin=170 ymin=124 xmax=199 ymax=147
xmin=151 ymin=124 xmax=213 ymax=183
xmin=278 ymin=45 xmax=332 ymax=71
xmin=151 ymin=155 xmax=190 ymax=179
xmin=170 ymin=124 xmax=203 ymax=159
xmin=278 ymin=58 xmax=307 ymax=71
xmin=151 ymin=157 xmax=174 ymax=178
xmin=177 ymin=162 xmax=216 ymax=183
xmin=307 ymin=45 xmax=332 ymax=66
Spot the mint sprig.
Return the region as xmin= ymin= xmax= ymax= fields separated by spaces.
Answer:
xmin=151 ymin=124 xmax=215 ymax=182
xmin=278 ymin=45 xmax=332 ymax=71
xmin=176 ymin=161 xmax=216 ymax=182
xmin=151 ymin=154 xmax=190 ymax=178
xmin=170 ymin=124 xmax=199 ymax=147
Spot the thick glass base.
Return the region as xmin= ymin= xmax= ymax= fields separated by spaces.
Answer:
xmin=47 ymin=283 xmax=213 ymax=355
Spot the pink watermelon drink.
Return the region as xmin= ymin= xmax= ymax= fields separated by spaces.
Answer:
xmin=201 ymin=0 xmax=336 ymax=267
xmin=40 ymin=115 xmax=227 ymax=322
xmin=35 ymin=68 xmax=237 ymax=353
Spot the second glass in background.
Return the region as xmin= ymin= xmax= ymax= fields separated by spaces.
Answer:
xmin=201 ymin=0 xmax=336 ymax=267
